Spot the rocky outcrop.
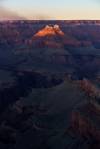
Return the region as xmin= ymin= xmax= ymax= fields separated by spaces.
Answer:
xmin=79 ymin=79 xmax=100 ymax=98
xmin=29 ymin=25 xmax=65 ymax=50
xmin=71 ymin=111 xmax=100 ymax=140
xmin=34 ymin=25 xmax=64 ymax=37
xmin=70 ymin=79 xmax=100 ymax=147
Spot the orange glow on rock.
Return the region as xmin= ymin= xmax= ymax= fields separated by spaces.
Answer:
xmin=34 ymin=25 xmax=64 ymax=37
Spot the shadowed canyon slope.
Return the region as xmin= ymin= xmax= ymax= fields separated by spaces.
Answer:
xmin=0 ymin=20 xmax=100 ymax=149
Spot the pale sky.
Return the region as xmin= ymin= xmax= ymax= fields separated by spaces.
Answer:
xmin=0 ymin=0 xmax=100 ymax=20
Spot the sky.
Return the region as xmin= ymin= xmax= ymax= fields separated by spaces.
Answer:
xmin=0 ymin=0 xmax=100 ymax=20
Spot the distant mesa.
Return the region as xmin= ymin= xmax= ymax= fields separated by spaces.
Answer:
xmin=34 ymin=24 xmax=64 ymax=37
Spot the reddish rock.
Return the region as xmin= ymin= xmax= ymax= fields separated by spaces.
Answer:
xmin=34 ymin=25 xmax=64 ymax=37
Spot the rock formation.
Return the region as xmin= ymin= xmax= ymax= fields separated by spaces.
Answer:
xmin=34 ymin=24 xmax=64 ymax=37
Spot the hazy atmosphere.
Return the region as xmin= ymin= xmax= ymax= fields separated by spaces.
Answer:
xmin=0 ymin=0 xmax=100 ymax=20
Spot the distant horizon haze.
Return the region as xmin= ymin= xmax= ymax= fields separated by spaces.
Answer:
xmin=0 ymin=0 xmax=100 ymax=20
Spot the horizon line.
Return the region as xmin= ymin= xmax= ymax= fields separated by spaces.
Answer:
xmin=0 ymin=19 xmax=100 ymax=21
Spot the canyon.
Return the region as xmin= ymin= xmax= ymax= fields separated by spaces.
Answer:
xmin=0 ymin=20 xmax=100 ymax=149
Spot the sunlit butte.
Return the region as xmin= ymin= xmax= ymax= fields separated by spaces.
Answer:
xmin=34 ymin=25 xmax=64 ymax=37
xmin=0 ymin=0 xmax=100 ymax=20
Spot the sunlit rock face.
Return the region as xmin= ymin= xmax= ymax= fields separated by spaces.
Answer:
xmin=34 ymin=24 xmax=64 ymax=37
xmin=30 ymin=24 xmax=65 ymax=50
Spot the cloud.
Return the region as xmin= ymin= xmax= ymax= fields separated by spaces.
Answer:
xmin=0 ymin=0 xmax=26 ymax=20
xmin=0 ymin=0 xmax=52 ymax=20
xmin=0 ymin=6 xmax=26 ymax=20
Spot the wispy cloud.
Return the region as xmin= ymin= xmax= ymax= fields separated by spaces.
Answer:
xmin=0 ymin=0 xmax=26 ymax=20
xmin=0 ymin=6 xmax=26 ymax=20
